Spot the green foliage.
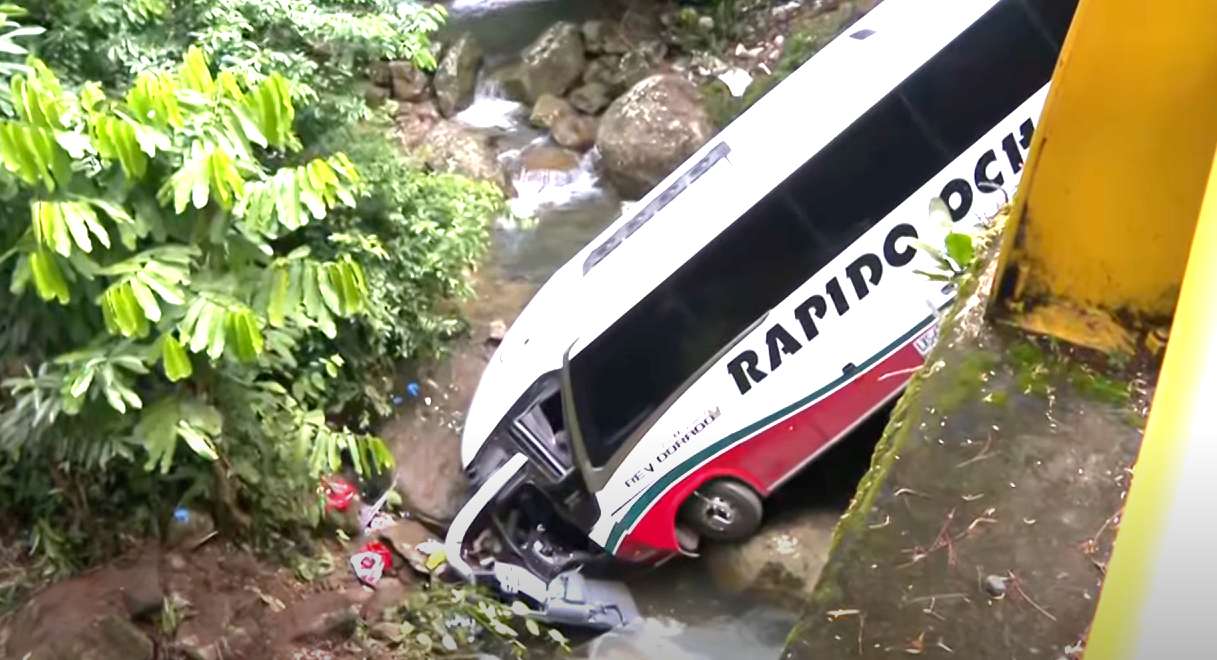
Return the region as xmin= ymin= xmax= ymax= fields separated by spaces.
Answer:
xmin=672 ymin=0 xmax=768 ymax=53
xmin=0 ymin=45 xmax=391 ymax=571
xmin=910 ymin=197 xmax=980 ymax=286
xmin=25 ymin=0 xmax=446 ymax=135
xmin=372 ymin=580 xmax=570 ymax=659
xmin=0 ymin=0 xmax=504 ymax=621
xmin=303 ymin=120 xmax=500 ymax=423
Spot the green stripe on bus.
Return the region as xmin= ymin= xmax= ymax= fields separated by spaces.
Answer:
xmin=605 ymin=313 xmax=937 ymax=553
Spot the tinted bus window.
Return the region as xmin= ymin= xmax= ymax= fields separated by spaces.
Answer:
xmin=571 ymin=95 xmax=942 ymax=468
xmin=780 ymin=92 xmax=952 ymax=257
xmin=1020 ymin=0 xmax=1079 ymax=48
xmin=898 ymin=0 xmax=1073 ymax=155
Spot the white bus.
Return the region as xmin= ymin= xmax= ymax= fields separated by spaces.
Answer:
xmin=443 ymin=0 xmax=1079 ymax=625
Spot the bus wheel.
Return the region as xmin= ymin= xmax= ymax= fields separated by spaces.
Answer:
xmin=680 ymin=479 xmax=763 ymax=543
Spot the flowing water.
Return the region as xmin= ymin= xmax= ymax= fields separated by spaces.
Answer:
xmin=437 ymin=2 xmax=877 ymax=657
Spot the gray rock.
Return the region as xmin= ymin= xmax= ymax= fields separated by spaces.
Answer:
xmin=702 ymin=511 xmax=839 ymax=607
xmin=520 ymin=22 xmax=586 ymax=103
xmin=487 ymin=319 xmax=508 ymax=343
xmin=568 ymin=82 xmax=612 ymax=115
xmin=434 ymin=33 xmax=483 ymax=117
xmin=388 ymin=60 xmax=429 ymax=103
xmin=396 ymin=105 xmax=512 ymax=195
xmin=596 ymin=75 xmax=714 ymax=200
xmin=119 ymin=559 xmax=164 ymax=621
xmin=552 ymin=114 xmax=599 ymax=152
xmin=283 ymin=591 xmax=360 ymax=643
xmin=983 ymin=574 xmax=1009 ymax=598
xmin=529 ymin=93 xmax=574 ymax=129
xmin=583 ymin=52 xmax=652 ymax=98
xmin=581 ymin=20 xmax=607 ymax=54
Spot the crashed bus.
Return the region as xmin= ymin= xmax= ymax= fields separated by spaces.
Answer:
xmin=443 ymin=0 xmax=1080 ymax=627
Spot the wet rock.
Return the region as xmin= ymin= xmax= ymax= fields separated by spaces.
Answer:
xmin=282 ymin=591 xmax=360 ymax=643
xmin=487 ymin=319 xmax=508 ymax=344
xmin=486 ymin=63 xmax=529 ymax=103
xmin=584 ymin=52 xmax=652 ymax=98
xmin=581 ymin=20 xmax=606 ymax=54
xmin=434 ymin=33 xmax=483 ymax=117
xmin=397 ymin=108 xmax=511 ymax=195
xmin=520 ymin=22 xmax=586 ymax=102
xmin=388 ymin=60 xmax=429 ymax=103
xmin=596 ymin=75 xmax=714 ymax=200
xmin=529 ymin=93 xmax=574 ymax=129
xmin=703 ymin=511 xmax=839 ymax=607
xmin=520 ymin=145 xmax=581 ymax=173
xmin=568 ymin=82 xmax=611 ymax=115
xmin=361 ymin=577 xmax=411 ymax=622
xmin=553 ymin=114 xmax=599 ymax=152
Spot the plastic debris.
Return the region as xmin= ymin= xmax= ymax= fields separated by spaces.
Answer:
xmin=406 ymin=382 xmax=421 ymax=398
xmin=323 ymin=477 xmax=358 ymax=513
xmin=351 ymin=540 xmax=394 ymax=586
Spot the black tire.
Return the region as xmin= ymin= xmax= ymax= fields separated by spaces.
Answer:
xmin=679 ymin=479 xmax=763 ymax=542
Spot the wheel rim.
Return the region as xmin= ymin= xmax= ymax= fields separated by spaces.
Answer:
xmin=701 ymin=496 xmax=735 ymax=531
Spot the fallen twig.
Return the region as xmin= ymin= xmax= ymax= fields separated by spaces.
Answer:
xmin=1008 ymin=571 xmax=1057 ymax=622
xmin=955 ymin=433 xmax=994 ymax=469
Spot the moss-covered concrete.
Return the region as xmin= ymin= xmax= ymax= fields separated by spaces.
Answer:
xmin=780 ymin=243 xmax=1154 ymax=659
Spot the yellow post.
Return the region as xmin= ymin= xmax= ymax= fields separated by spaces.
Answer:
xmin=991 ymin=0 xmax=1217 ymax=352
xmin=1083 ymin=143 xmax=1217 ymax=659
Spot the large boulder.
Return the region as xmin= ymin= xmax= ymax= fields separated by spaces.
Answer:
xmin=520 ymin=22 xmax=586 ymax=103
xmin=702 ymin=511 xmax=839 ymax=608
xmin=596 ymin=75 xmax=714 ymax=200
xmin=395 ymin=102 xmax=512 ymax=196
xmin=434 ymin=33 xmax=483 ymax=117
xmin=388 ymin=61 xmax=430 ymax=103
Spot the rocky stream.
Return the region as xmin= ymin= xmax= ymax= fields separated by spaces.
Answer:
xmin=378 ymin=0 xmax=888 ymax=658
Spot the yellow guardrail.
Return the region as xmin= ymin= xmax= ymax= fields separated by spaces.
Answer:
xmin=1083 ymin=132 xmax=1217 ymax=660
xmin=991 ymin=0 xmax=1217 ymax=353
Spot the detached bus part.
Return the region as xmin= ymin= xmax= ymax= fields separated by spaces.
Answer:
xmin=445 ymin=0 xmax=1081 ymax=614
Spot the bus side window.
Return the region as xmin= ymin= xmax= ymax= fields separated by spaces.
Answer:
xmin=897 ymin=0 xmax=1072 ymax=156
xmin=778 ymin=91 xmax=950 ymax=258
